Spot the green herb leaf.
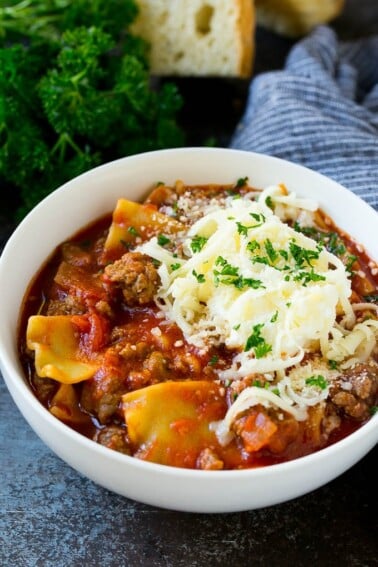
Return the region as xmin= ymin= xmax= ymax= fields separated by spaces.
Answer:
xmin=293 ymin=269 xmax=326 ymax=286
xmin=127 ymin=226 xmax=139 ymax=237
xmin=247 ymin=240 xmax=260 ymax=253
xmin=157 ymin=234 xmax=171 ymax=246
xmin=346 ymin=254 xmax=358 ymax=274
xmin=265 ymin=196 xmax=273 ymax=209
xmin=192 ymin=269 xmax=205 ymax=283
xmin=190 ymin=235 xmax=208 ymax=253
xmin=305 ymin=375 xmax=328 ymax=390
xmin=245 ymin=323 xmax=264 ymax=351
xmin=254 ymin=343 xmax=272 ymax=358
xmin=235 ymin=277 xmax=265 ymax=290
xmin=264 ymin=239 xmax=278 ymax=263
xmin=244 ymin=323 xmax=271 ymax=358
xmin=289 ymin=241 xmax=320 ymax=268
xmin=235 ymin=176 xmax=248 ymax=188
xmin=213 ymin=256 xmax=264 ymax=290
xmin=236 ymin=213 xmax=265 ymax=236
xmin=236 ymin=222 xmax=250 ymax=237
xmin=363 ymin=294 xmax=378 ymax=303
xmin=270 ymin=311 xmax=278 ymax=323
xmin=0 ymin=3 xmax=185 ymax=221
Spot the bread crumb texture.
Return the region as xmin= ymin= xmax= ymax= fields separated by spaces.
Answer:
xmin=132 ymin=0 xmax=255 ymax=77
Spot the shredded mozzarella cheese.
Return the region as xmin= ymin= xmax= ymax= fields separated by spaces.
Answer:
xmin=137 ymin=183 xmax=378 ymax=442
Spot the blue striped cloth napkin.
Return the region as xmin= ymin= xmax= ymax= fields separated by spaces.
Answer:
xmin=230 ymin=26 xmax=378 ymax=210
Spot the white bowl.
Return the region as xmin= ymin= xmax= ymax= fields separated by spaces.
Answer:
xmin=0 ymin=148 xmax=377 ymax=513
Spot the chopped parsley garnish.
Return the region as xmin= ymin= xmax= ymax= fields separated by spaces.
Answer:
xmin=235 ymin=277 xmax=265 ymax=290
xmin=192 ymin=269 xmax=206 ymax=283
xmin=327 ymin=232 xmax=346 ymax=256
xmin=270 ymin=311 xmax=278 ymax=323
xmin=305 ymin=375 xmax=328 ymax=390
xmin=364 ymin=294 xmax=378 ymax=303
xmin=370 ymin=406 xmax=378 ymax=415
xmin=346 ymin=254 xmax=357 ymax=274
xmin=170 ymin=263 xmax=181 ymax=271
xmin=245 ymin=323 xmax=264 ymax=351
xmin=252 ymin=256 xmax=270 ymax=267
xmin=157 ymin=234 xmax=171 ymax=246
xmin=264 ymin=239 xmax=278 ymax=263
xmin=250 ymin=212 xmax=265 ymax=223
xmin=236 ymin=213 xmax=265 ymax=235
xmin=235 ymin=176 xmax=249 ymax=188
xmin=213 ymin=256 xmax=264 ymax=290
xmin=127 ymin=226 xmax=139 ymax=237
xmin=247 ymin=240 xmax=260 ymax=253
xmin=233 ymin=323 xmax=241 ymax=330
xmin=294 ymin=225 xmax=356 ymax=267
xmin=289 ymin=241 xmax=320 ymax=268
xmin=254 ymin=343 xmax=272 ymax=358
xmin=208 ymin=355 xmax=219 ymax=366
xmin=214 ymin=256 xmax=239 ymax=278
xmin=248 ymin=236 xmax=327 ymax=285
xmin=236 ymin=222 xmax=250 ymax=237
xmin=293 ymin=269 xmax=326 ymax=286
xmin=294 ymin=222 xmax=317 ymax=236
xmin=265 ymin=196 xmax=274 ymax=209
xmin=120 ymin=239 xmax=130 ymax=249
xmin=328 ymin=360 xmax=338 ymax=370
xmin=190 ymin=235 xmax=208 ymax=253
xmin=244 ymin=323 xmax=272 ymax=358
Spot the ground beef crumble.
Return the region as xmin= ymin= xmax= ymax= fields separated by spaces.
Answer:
xmin=104 ymin=252 xmax=160 ymax=306
xmin=329 ymin=361 xmax=378 ymax=420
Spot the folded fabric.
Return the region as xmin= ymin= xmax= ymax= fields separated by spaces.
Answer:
xmin=230 ymin=26 xmax=378 ymax=210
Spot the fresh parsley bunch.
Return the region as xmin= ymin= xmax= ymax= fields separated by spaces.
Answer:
xmin=0 ymin=0 xmax=184 ymax=219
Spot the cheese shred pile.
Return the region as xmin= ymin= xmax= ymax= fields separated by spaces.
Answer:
xmin=138 ymin=185 xmax=378 ymax=443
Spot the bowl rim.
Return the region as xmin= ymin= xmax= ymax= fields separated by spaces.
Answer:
xmin=0 ymin=146 xmax=377 ymax=481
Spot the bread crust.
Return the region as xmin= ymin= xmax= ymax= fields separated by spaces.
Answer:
xmin=237 ymin=0 xmax=255 ymax=77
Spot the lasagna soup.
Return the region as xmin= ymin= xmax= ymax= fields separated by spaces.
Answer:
xmin=19 ymin=179 xmax=378 ymax=469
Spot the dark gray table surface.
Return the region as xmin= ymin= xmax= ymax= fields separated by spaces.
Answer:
xmin=1 ymin=1 xmax=378 ymax=565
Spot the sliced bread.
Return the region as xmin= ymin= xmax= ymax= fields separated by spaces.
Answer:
xmin=131 ymin=0 xmax=255 ymax=77
xmin=255 ymin=0 xmax=345 ymax=38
